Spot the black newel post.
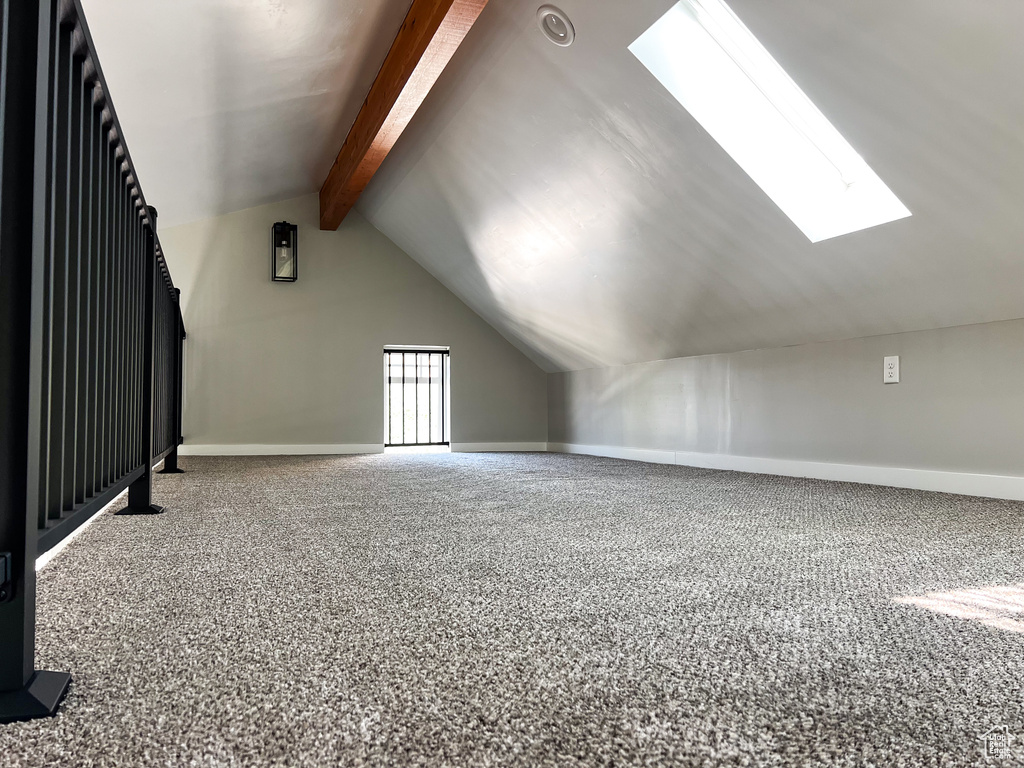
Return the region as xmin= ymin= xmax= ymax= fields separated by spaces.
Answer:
xmin=159 ymin=288 xmax=185 ymax=474
xmin=120 ymin=206 xmax=163 ymax=514
xmin=0 ymin=0 xmax=72 ymax=722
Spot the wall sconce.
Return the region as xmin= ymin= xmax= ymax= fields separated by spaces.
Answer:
xmin=272 ymin=221 xmax=298 ymax=282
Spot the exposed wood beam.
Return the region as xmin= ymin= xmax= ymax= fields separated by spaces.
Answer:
xmin=319 ymin=0 xmax=489 ymax=230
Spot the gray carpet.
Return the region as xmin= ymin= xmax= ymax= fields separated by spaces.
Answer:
xmin=2 ymin=453 xmax=1023 ymax=767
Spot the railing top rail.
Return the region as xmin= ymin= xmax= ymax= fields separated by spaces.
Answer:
xmin=60 ymin=0 xmax=176 ymax=297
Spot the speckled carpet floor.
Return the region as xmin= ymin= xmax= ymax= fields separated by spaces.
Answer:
xmin=2 ymin=453 xmax=1023 ymax=767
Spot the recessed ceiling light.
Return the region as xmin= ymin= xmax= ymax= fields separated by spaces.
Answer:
xmin=537 ymin=5 xmax=575 ymax=47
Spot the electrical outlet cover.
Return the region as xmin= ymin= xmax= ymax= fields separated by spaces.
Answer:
xmin=883 ymin=355 xmax=900 ymax=384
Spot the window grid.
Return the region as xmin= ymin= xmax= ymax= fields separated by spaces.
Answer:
xmin=384 ymin=349 xmax=449 ymax=447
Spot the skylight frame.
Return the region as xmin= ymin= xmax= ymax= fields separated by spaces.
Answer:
xmin=628 ymin=0 xmax=910 ymax=242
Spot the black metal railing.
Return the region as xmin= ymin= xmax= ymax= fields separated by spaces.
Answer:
xmin=0 ymin=0 xmax=185 ymax=721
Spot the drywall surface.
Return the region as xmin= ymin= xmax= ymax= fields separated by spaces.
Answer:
xmin=81 ymin=0 xmax=414 ymax=227
xmin=549 ymin=319 xmax=1024 ymax=477
xmin=159 ymin=195 xmax=546 ymax=447
xmin=359 ymin=0 xmax=1024 ymax=372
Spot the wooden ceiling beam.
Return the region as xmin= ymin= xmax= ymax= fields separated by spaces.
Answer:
xmin=319 ymin=0 xmax=489 ymax=230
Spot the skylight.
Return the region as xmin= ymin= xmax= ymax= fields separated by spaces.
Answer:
xmin=629 ymin=0 xmax=910 ymax=242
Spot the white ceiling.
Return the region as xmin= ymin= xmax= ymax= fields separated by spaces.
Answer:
xmin=81 ymin=0 xmax=413 ymax=228
xmin=358 ymin=0 xmax=1024 ymax=370
xmin=86 ymin=0 xmax=1024 ymax=372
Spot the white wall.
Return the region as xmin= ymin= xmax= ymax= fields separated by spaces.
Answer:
xmin=159 ymin=195 xmax=547 ymax=452
xmin=549 ymin=319 xmax=1024 ymax=499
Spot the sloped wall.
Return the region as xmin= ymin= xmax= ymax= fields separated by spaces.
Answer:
xmin=159 ymin=194 xmax=546 ymax=451
xmin=549 ymin=318 xmax=1024 ymax=498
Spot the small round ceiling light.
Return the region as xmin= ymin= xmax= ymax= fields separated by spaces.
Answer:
xmin=537 ymin=5 xmax=575 ymax=47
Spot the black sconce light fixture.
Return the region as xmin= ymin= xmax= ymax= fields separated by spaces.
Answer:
xmin=272 ymin=221 xmax=298 ymax=282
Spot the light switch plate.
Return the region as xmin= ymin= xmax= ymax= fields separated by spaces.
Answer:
xmin=884 ymin=355 xmax=900 ymax=384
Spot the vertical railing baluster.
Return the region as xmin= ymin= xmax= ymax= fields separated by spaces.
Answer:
xmin=136 ymin=211 xmax=145 ymax=466
xmin=124 ymin=184 xmax=133 ymax=473
xmin=131 ymin=214 xmax=139 ymax=473
xmin=125 ymin=197 xmax=135 ymax=471
xmin=120 ymin=177 xmax=129 ymax=475
xmin=85 ymin=100 xmax=100 ymax=497
xmin=108 ymin=139 xmax=118 ymax=484
xmin=111 ymin=165 xmax=120 ymax=476
xmin=160 ymin=287 xmax=164 ymax=454
xmin=135 ymin=213 xmax=145 ymax=466
xmin=74 ymin=74 xmax=91 ymax=505
xmin=127 ymin=193 xmax=136 ymax=473
xmin=152 ymin=284 xmax=160 ymax=455
xmin=103 ymin=128 xmax=114 ymax=487
xmin=113 ymin=163 xmax=124 ymax=476
xmin=153 ymin=275 xmax=162 ymax=456
xmin=93 ymin=117 xmax=104 ymax=492
xmin=155 ymin=285 xmax=161 ymax=454
xmin=98 ymin=122 xmax=110 ymax=488
xmin=46 ymin=23 xmax=71 ymax=521
xmin=63 ymin=53 xmax=83 ymax=510
xmin=121 ymin=172 xmax=130 ymax=475
xmin=106 ymin=148 xmax=117 ymax=484
xmin=34 ymin=0 xmax=57 ymax=530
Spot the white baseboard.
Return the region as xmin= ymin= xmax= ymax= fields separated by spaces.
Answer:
xmin=179 ymin=443 xmax=548 ymax=456
xmin=547 ymin=442 xmax=675 ymax=465
xmin=548 ymin=443 xmax=1024 ymax=501
xmin=35 ymin=489 xmax=129 ymax=571
xmin=451 ymin=442 xmax=549 ymax=453
xmin=178 ymin=444 xmax=384 ymax=456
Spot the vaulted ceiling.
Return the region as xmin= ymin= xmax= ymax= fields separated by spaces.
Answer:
xmin=81 ymin=0 xmax=413 ymax=226
xmin=86 ymin=0 xmax=1024 ymax=372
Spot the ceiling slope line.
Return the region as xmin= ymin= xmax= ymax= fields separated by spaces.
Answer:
xmin=319 ymin=0 xmax=489 ymax=231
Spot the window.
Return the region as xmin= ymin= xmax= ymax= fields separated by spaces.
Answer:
xmin=384 ymin=348 xmax=449 ymax=448
xmin=629 ymin=0 xmax=911 ymax=242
